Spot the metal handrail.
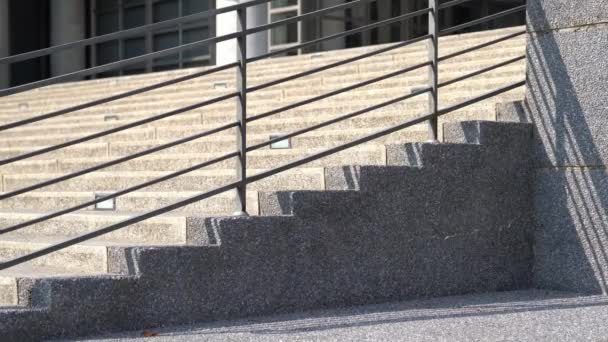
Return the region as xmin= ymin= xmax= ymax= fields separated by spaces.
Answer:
xmin=0 ymin=81 xmax=525 ymax=270
xmin=0 ymin=0 xmax=528 ymax=270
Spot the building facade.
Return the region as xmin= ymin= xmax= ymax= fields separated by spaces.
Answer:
xmin=0 ymin=0 xmax=525 ymax=89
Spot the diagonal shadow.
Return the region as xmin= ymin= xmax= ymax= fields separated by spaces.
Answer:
xmin=520 ymin=5 xmax=608 ymax=294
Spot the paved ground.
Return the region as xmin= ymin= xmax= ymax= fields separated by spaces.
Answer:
xmin=60 ymin=290 xmax=608 ymax=342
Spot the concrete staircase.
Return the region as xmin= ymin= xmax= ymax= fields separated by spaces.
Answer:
xmin=0 ymin=27 xmax=527 ymax=339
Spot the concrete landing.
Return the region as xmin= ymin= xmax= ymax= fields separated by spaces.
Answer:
xmin=66 ymin=290 xmax=608 ymax=342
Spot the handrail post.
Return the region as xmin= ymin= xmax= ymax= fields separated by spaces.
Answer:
xmin=234 ymin=6 xmax=249 ymax=216
xmin=427 ymin=0 xmax=439 ymax=142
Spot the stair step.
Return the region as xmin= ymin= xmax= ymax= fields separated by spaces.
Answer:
xmin=2 ymin=168 xmax=326 ymax=193
xmin=0 ymin=26 xmax=525 ymax=103
xmin=0 ymin=210 xmax=192 ymax=244
xmin=0 ymin=190 xmax=260 ymax=216
xmin=0 ymin=75 xmax=524 ymax=129
xmin=0 ymin=57 xmax=525 ymax=113
xmin=0 ymin=237 xmax=111 ymax=274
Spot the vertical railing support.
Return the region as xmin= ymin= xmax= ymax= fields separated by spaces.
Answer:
xmin=427 ymin=0 xmax=439 ymax=143
xmin=234 ymin=6 xmax=249 ymax=216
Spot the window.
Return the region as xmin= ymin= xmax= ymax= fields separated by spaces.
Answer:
xmin=268 ymin=0 xmax=301 ymax=56
xmin=90 ymin=0 xmax=213 ymax=77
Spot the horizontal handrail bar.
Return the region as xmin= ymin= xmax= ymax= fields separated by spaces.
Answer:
xmin=0 ymin=152 xmax=240 ymax=237
xmin=251 ymin=81 xmax=527 ymax=182
xmin=0 ymin=81 xmax=527 ymax=270
xmin=0 ymin=62 xmax=238 ymax=132
xmin=247 ymin=87 xmax=432 ymax=152
xmin=248 ymin=61 xmax=431 ymax=123
xmin=438 ymin=55 xmax=526 ymax=88
xmin=438 ymin=30 xmax=526 ymax=62
xmin=0 ymin=0 xmax=270 ymax=65
xmin=441 ymin=5 xmax=527 ymax=36
xmin=0 ymin=92 xmax=238 ymax=167
xmin=248 ymin=7 xmax=431 ymax=64
xmin=438 ymin=0 xmax=475 ymax=10
xmin=0 ymin=0 xmax=374 ymax=98
xmin=0 ymin=180 xmax=241 ymax=270
xmin=0 ymin=122 xmax=238 ymax=201
xmin=249 ymin=34 xmax=431 ymax=93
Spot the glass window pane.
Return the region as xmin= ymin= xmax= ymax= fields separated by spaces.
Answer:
xmin=183 ymin=27 xmax=210 ymax=59
xmin=183 ymin=0 xmax=210 ymax=15
xmin=124 ymin=5 xmax=146 ymax=29
xmin=97 ymin=11 xmax=119 ymax=35
xmin=124 ymin=38 xmax=146 ymax=58
xmin=97 ymin=41 xmax=120 ymax=64
xmin=154 ymin=31 xmax=179 ymax=66
xmin=124 ymin=37 xmax=147 ymax=73
xmin=271 ymin=0 xmax=298 ymax=9
xmin=270 ymin=12 xmax=298 ymax=45
xmin=154 ymin=0 xmax=179 ymax=22
xmin=97 ymin=0 xmax=119 ymax=12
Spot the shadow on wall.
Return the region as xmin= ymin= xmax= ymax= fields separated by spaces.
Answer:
xmin=512 ymin=4 xmax=608 ymax=294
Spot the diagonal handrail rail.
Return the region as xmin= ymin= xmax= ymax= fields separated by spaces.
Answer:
xmin=0 ymin=80 xmax=526 ymax=270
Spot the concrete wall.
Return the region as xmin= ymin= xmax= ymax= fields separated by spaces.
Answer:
xmin=519 ymin=0 xmax=608 ymax=294
xmin=49 ymin=0 xmax=86 ymax=77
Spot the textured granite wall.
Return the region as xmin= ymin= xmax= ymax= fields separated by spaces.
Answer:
xmin=521 ymin=0 xmax=608 ymax=294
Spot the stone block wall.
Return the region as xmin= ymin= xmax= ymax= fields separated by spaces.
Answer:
xmin=514 ymin=0 xmax=608 ymax=294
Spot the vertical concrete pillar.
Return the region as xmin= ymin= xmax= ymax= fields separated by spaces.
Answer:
xmin=245 ymin=1 xmax=268 ymax=58
xmin=0 ymin=0 xmax=10 ymax=88
xmin=216 ymin=0 xmax=268 ymax=65
xmin=216 ymin=0 xmax=238 ymax=65
xmin=50 ymin=0 xmax=86 ymax=77
xmin=518 ymin=0 xmax=608 ymax=294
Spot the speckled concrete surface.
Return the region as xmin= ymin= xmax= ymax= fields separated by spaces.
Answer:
xmin=63 ymin=290 xmax=608 ymax=342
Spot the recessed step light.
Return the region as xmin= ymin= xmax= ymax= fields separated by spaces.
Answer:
xmin=213 ymin=82 xmax=228 ymax=89
xmin=94 ymin=194 xmax=116 ymax=211
xmin=104 ymin=114 xmax=120 ymax=122
xmin=269 ymin=135 xmax=291 ymax=149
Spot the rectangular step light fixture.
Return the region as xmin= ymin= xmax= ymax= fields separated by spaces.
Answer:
xmin=213 ymin=82 xmax=229 ymax=89
xmin=269 ymin=135 xmax=291 ymax=149
xmin=94 ymin=194 xmax=116 ymax=211
xmin=104 ymin=114 xmax=120 ymax=122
